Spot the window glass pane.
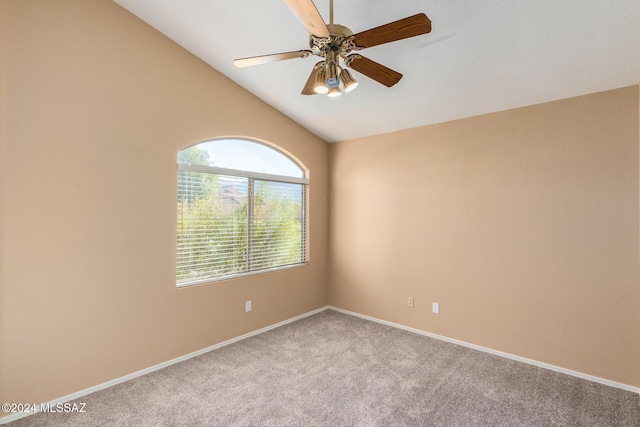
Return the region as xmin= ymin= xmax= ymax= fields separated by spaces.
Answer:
xmin=178 ymin=139 xmax=304 ymax=178
xmin=177 ymin=171 xmax=249 ymax=284
xmin=251 ymin=180 xmax=305 ymax=270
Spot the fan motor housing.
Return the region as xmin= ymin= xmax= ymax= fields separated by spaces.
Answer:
xmin=309 ymin=23 xmax=355 ymax=56
xmin=326 ymin=24 xmax=353 ymax=37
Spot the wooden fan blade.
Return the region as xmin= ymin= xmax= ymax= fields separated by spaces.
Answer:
xmin=346 ymin=55 xmax=402 ymax=87
xmin=282 ymin=0 xmax=331 ymax=38
xmin=352 ymin=13 xmax=432 ymax=49
xmin=234 ymin=50 xmax=312 ymax=68
xmin=301 ymin=63 xmax=322 ymax=95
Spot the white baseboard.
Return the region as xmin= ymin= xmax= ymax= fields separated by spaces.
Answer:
xmin=0 ymin=306 xmax=329 ymax=425
xmin=328 ymin=306 xmax=640 ymax=395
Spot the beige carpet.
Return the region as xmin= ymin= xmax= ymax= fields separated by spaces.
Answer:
xmin=9 ymin=309 xmax=640 ymax=426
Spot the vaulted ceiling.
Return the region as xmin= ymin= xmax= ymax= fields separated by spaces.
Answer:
xmin=113 ymin=0 xmax=640 ymax=142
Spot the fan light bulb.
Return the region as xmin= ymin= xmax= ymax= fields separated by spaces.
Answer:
xmin=339 ymin=69 xmax=358 ymax=92
xmin=314 ymin=68 xmax=329 ymax=94
xmin=327 ymin=86 xmax=341 ymax=97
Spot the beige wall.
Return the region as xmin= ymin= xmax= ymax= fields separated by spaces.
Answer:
xmin=329 ymin=86 xmax=640 ymax=387
xmin=0 ymin=0 xmax=329 ymax=404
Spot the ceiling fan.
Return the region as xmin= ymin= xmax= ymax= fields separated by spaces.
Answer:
xmin=233 ymin=0 xmax=432 ymax=97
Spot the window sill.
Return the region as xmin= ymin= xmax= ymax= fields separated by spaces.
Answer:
xmin=176 ymin=262 xmax=308 ymax=288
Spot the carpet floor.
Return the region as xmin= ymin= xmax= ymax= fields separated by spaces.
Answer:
xmin=9 ymin=309 xmax=640 ymax=426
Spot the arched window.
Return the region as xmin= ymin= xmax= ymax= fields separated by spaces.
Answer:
xmin=177 ymin=138 xmax=308 ymax=286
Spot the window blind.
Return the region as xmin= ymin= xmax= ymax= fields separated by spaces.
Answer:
xmin=177 ymin=170 xmax=306 ymax=285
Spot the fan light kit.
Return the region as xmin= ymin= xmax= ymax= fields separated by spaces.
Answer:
xmin=233 ymin=0 xmax=432 ymax=98
xmin=312 ymin=48 xmax=357 ymax=97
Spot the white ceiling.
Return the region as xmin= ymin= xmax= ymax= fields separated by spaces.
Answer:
xmin=113 ymin=0 xmax=640 ymax=143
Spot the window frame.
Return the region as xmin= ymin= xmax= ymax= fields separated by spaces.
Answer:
xmin=176 ymin=140 xmax=309 ymax=287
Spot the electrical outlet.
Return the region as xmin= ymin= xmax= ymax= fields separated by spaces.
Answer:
xmin=408 ymin=297 xmax=414 ymax=308
xmin=432 ymin=302 xmax=439 ymax=314
xmin=245 ymin=300 xmax=252 ymax=312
